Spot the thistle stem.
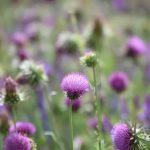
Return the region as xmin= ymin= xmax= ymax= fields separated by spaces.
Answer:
xmin=69 ymin=103 xmax=74 ymax=150
xmin=92 ymin=66 xmax=102 ymax=150
xmin=12 ymin=106 xmax=17 ymax=131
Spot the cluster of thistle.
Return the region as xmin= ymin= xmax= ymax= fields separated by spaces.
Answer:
xmin=1 ymin=1 xmax=150 ymax=149
xmin=79 ymin=50 xmax=150 ymax=149
xmin=0 ymin=77 xmax=37 ymax=150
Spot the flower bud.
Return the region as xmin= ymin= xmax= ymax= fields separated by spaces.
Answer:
xmin=4 ymin=77 xmax=20 ymax=105
xmin=80 ymin=51 xmax=97 ymax=67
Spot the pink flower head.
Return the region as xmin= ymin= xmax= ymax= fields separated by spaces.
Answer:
xmin=61 ymin=73 xmax=89 ymax=100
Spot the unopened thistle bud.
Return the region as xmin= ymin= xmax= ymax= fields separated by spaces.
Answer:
xmin=4 ymin=77 xmax=20 ymax=105
xmin=80 ymin=51 xmax=97 ymax=67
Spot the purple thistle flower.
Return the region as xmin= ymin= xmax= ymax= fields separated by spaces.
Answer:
xmin=109 ymin=71 xmax=129 ymax=93
xmin=87 ymin=117 xmax=98 ymax=130
xmin=11 ymin=32 xmax=27 ymax=48
xmin=111 ymin=123 xmax=132 ymax=150
xmin=61 ymin=73 xmax=89 ymax=100
xmin=4 ymin=133 xmax=31 ymax=150
xmin=9 ymin=121 xmax=36 ymax=136
xmin=126 ymin=36 xmax=146 ymax=58
xmin=65 ymin=98 xmax=81 ymax=112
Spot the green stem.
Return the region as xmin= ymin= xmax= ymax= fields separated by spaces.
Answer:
xmin=92 ymin=66 xmax=102 ymax=150
xmin=44 ymin=86 xmax=65 ymax=150
xmin=12 ymin=106 xmax=17 ymax=131
xmin=69 ymin=104 xmax=74 ymax=150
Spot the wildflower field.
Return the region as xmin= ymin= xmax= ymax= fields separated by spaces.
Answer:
xmin=0 ymin=0 xmax=150 ymax=150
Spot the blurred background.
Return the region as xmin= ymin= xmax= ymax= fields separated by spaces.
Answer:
xmin=0 ymin=0 xmax=150 ymax=150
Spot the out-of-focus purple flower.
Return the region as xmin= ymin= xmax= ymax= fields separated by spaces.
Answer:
xmin=11 ymin=32 xmax=27 ymax=48
xmin=65 ymin=98 xmax=81 ymax=112
xmin=112 ymin=0 xmax=126 ymax=11
xmin=42 ymin=62 xmax=53 ymax=77
xmin=4 ymin=133 xmax=31 ymax=150
xmin=43 ymin=16 xmax=55 ymax=28
xmin=22 ymin=10 xmax=39 ymax=26
xmin=140 ymin=95 xmax=150 ymax=128
xmin=61 ymin=73 xmax=89 ymax=100
xmin=87 ymin=117 xmax=98 ymax=130
xmin=109 ymin=71 xmax=129 ymax=93
xmin=111 ymin=123 xmax=132 ymax=150
xmin=120 ymin=98 xmax=129 ymax=119
xmin=126 ymin=36 xmax=146 ymax=58
xmin=102 ymin=114 xmax=113 ymax=133
xmin=9 ymin=121 xmax=36 ymax=136
xmin=24 ymin=23 xmax=39 ymax=42
xmin=17 ymin=49 xmax=28 ymax=61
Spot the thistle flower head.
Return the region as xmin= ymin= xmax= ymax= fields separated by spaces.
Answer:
xmin=4 ymin=133 xmax=31 ymax=150
xmin=80 ymin=51 xmax=97 ymax=67
xmin=126 ymin=36 xmax=146 ymax=58
xmin=18 ymin=60 xmax=48 ymax=86
xmin=4 ymin=77 xmax=20 ymax=105
xmin=109 ymin=71 xmax=129 ymax=93
xmin=111 ymin=123 xmax=150 ymax=150
xmin=111 ymin=123 xmax=132 ymax=150
xmin=61 ymin=73 xmax=89 ymax=100
xmin=11 ymin=32 xmax=27 ymax=48
xmin=65 ymin=98 xmax=81 ymax=112
xmin=9 ymin=121 xmax=36 ymax=136
xmin=55 ymin=32 xmax=84 ymax=56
